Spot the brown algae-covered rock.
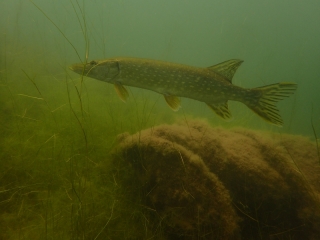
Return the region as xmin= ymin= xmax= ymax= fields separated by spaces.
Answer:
xmin=111 ymin=120 xmax=320 ymax=239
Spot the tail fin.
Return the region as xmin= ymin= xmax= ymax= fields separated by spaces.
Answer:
xmin=246 ymin=83 xmax=297 ymax=126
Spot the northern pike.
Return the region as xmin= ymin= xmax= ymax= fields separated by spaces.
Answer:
xmin=69 ymin=57 xmax=297 ymax=126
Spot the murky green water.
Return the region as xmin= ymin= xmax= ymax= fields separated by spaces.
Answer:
xmin=1 ymin=0 xmax=319 ymax=239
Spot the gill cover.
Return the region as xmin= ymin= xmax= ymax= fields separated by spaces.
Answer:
xmin=69 ymin=59 xmax=120 ymax=82
xmin=86 ymin=59 xmax=120 ymax=82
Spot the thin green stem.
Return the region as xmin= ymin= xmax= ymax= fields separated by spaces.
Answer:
xmin=29 ymin=0 xmax=82 ymax=62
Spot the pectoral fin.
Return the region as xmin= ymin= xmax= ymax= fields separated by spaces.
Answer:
xmin=206 ymin=102 xmax=233 ymax=121
xmin=114 ymin=82 xmax=129 ymax=102
xmin=164 ymin=94 xmax=181 ymax=111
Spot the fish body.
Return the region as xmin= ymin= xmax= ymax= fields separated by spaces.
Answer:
xmin=69 ymin=57 xmax=297 ymax=126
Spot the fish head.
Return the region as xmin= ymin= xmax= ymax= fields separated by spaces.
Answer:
xmin=69 ymin=59 xmax=120 ymax=82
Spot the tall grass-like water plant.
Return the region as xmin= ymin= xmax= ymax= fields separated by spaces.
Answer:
xmin=0 ymin=1 xmax=168 ymax=239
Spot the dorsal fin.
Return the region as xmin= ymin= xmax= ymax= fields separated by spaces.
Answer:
xmin=208 ymin=59 xmax=243 ymax=83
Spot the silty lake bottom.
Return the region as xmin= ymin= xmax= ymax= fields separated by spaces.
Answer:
xmin=0 ymin=0 xmax=320 ymax=239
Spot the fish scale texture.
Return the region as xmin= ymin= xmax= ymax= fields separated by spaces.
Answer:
xmin=113 ymin=120 xmax=320 ymax=240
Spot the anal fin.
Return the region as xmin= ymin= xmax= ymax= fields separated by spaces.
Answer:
xmin=164 ymin=94 xmax=181 ymax=111
xmin=206 ymin=102 xmax=233 ymax=121
xmin=114 ymin=82 xmax=129 ymax=102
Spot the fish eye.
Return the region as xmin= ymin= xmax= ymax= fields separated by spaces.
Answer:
xmin=89 ymin=60 xmax=97 ymax=65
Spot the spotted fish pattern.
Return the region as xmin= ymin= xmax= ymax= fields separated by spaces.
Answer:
xmin=69 ymin=57 xmax=297 ymax=126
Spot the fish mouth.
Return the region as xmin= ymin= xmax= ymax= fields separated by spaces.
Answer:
xmin=68 ymin=65 xmax=75 ymax=71
xmin=69 ymin=63 xmax=83 ymax=73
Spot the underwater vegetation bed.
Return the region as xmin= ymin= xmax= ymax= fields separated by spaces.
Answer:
xmin=1 ymin=79 xmax=320 ymax=239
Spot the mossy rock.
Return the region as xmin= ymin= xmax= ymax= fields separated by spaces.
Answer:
xmin=110 ymin=120 xmax=320 ymax=240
